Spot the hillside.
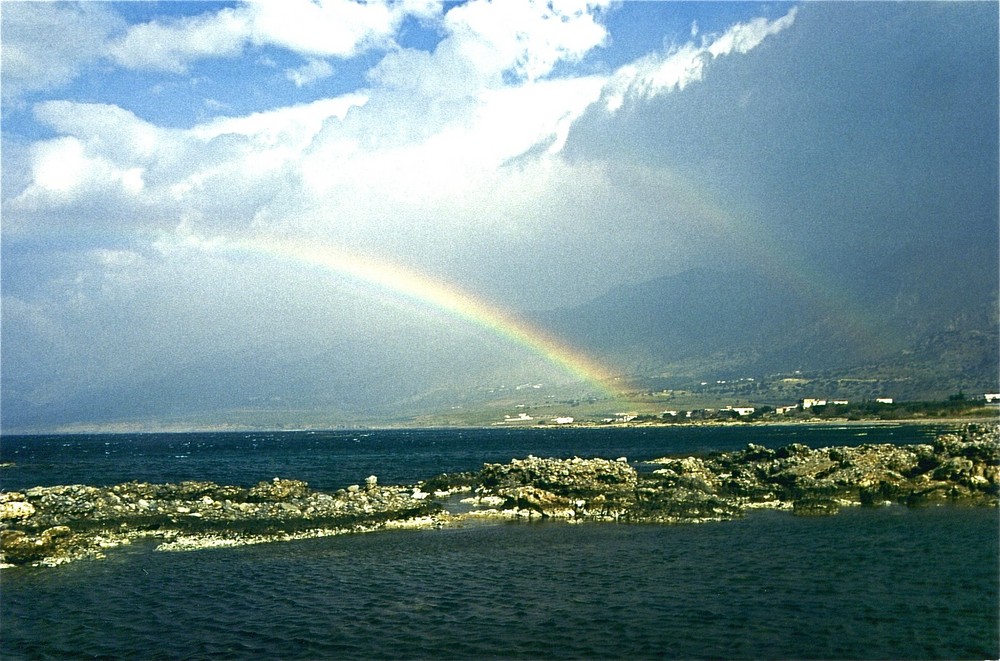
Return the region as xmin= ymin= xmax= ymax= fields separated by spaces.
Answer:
xmin=537 ymin=252 xmax=998 ymax=400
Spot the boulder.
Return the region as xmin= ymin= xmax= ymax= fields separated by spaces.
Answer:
xmin=248 ymin=478 xmax=309 ymax=502
xmin=1 ymin=500 xmax=35 ymax=521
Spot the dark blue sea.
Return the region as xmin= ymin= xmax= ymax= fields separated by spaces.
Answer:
xmin=2 ymin=425 xmax=998 ymax=660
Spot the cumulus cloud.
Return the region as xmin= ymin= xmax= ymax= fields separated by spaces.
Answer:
xmin=9 ymin=102 xmax=168 ymax=215
xmin=1 ymin=2 xmax=124 ymax=102
xmin=601 ymin=6 xmax=797 ymax=111
xmin=246 ymin=0 xmax=428 ymax=58
xmin=190 ymin=94 xmax=368 ymax=145
xmin=4 ymin=97 xmax=376 ymax=258
xmin=39 ymin=137 xmax=140 ymax=194
xmin=108 ymin=6 xmax=249 ymax=72
xmin=107 ymin=0 xmax=442 ymax=73
xmin=286 ymin=58 xmax=336 ymax=87
xmin=5 ymin=2 xmax=799 ymax=272
xmin=441 ymin=0 xmax=611 ymax=83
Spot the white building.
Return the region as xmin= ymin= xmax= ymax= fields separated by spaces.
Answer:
xmin=723 ymin=406 xmax=755 ymax=416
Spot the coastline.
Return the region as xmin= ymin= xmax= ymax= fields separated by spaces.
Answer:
xmin=520 ymin=414 xmax=1000 ymax=431
xmin=2 ymin=422 xmax=996 ymax=568
xmin=4 ymin=412 xmax=996 ymax=437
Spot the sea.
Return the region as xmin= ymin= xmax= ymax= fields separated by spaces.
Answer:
xmin=1 ymin=424 xmax=997 ymax=660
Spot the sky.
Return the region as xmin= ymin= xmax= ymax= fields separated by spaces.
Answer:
xmin=2 ymin=1 xmax=997 ymax=431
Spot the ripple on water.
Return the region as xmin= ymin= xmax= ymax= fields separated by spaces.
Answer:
xmin=2 ymin=508 xmax=997 ymax=660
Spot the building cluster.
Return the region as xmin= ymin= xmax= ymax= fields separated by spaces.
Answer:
xmin=497 ymin=393 xmax=998 ymax=427
xmin=605 ymin=413 xmax=638 ymax=423
xmin=774 ymin=398 xmax=854 ymax=414
xmin=661 ymin=406 xmax=756 ymax=420
xmin=500 ymin=413 xmax=575 ymax=425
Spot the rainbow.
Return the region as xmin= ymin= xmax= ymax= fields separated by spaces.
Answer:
xmin=222 ymin=237 xmax=619 ymax=397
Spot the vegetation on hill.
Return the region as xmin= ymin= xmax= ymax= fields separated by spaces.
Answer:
xmin=538 ymin=256 xmax=998 ymax=402
xmin=640 ymin=397 xmax=996 ymax=425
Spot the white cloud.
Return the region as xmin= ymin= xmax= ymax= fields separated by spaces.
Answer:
xmin=601 ymin=7 xmax=798 ymax=112
xmin=191 ymin=94 xmax=368 ymax=144
xmin=246 ymin=0 xmax=396 ymax=58
xmin=707 ymin=9 xmax=798 ymax=57
xmin=107 ymin=0 xmax=444 ymax=73
xmin=105 ymin=0 xmax=610 ymax=84
xmin=286 ymin=58 xmax=336 ymax=87
xmin=8 ymin=93 xmax=368 ymax=234
xmin=16 ymin=136 xmax=144 ymax=206
xmin=6 ymin=2 xmax=799 ymax=292
xmin=297 ymin=75 xmax=604 ymax=209
xmin=9 ymin=102 xmax=175 ymax=211
xmin=30 ymin=137 xmax=88 ymax=194
xmin=33 ymin=101 xmax=163 ymax=160
xmin=108 ymin=6 xmax=249 ymax=72
xmin=442 ymin=0 xmax=611 ymax=83
xmin=1 ymin=2 xmax=124 ymax=102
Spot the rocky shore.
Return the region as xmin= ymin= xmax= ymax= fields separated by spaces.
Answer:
xmin=2 ymin=423 xmax=996 ymax=567
xmin=459 ymin=422 xmax=999 ymax=522
xmin=1 ymin=475 xmax=443 ymax=567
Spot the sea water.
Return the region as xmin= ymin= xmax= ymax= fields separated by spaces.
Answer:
xmin=1 ymin=425 xmax=997 ymax=660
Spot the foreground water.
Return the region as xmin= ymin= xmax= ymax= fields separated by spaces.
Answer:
xmin=2 ymin=424 xmax=998 ymax=660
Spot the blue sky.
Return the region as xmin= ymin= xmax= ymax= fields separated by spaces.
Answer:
xmin=3 ymin=1 xmax=796 ymax=134
xmin=2 ymin=1 xmax=997 ymax=431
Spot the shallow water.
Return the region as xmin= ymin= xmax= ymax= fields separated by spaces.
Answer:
xmin=1 ymin=425 xmax=996 ymax=660
xmin=3 ymin=508 xmax=996 ymax=660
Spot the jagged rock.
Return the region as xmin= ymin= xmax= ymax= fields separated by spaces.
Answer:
xmin=645 ymin=423 xmax=999 ymax=512
xmin=933 ymin=457 xmax=975 ymax=481
xmin=792 ymin=497 xmax=841 ymax=516
xmin=1 ymin=525 xmax=78 ymax=565
xmin=1 ymin=500 xmax=35 ymax=521
xmin=508 ymin=486 xmax=572 ymax=516
xmin=0 ymin=474 xmax=442 ymax=566
xmin=2 ymin=424 xmax=996 ymax=568
xmin=472 ymin=456 xmax=639 ymax=520
xmin=248 ymin=478 xmax=309 ymax=502
xmin=479 ymin=455 xmax=638 ymax=495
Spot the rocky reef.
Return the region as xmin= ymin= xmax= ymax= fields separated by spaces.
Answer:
xmin=2 ymin=423 xmax=997 ymax=567
xmin=457 ymin=423 xmax=999 ymax=522
xmin=1 ymin=475 xmax=441 ymax=567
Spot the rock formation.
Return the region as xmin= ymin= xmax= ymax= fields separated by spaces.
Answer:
xmin=457 ymin=423 xmax=998 ymax=521
xmin=0 ymin=477 xmax=440 ymax=566
xmin=2 ymin=423 xmax=996 ymax=567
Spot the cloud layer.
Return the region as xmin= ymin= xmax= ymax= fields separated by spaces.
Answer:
xmin=6 ymin=0 xmax=797 ymax=277
xmin=3 ymin=1 xmax=996 ymax=431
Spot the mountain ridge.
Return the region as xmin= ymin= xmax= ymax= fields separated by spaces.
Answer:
xmin=536 ymin=255 xmax=998 ymax=398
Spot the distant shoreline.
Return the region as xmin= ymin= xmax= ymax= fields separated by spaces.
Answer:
xmin=3 ymin=414 xmax=998 ymax=436
xmin=559 ymin=415 xmax=1000 ymax=429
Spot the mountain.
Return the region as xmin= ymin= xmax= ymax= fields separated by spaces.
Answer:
xmin=538 ymin=249 xmax=998 ymax=398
